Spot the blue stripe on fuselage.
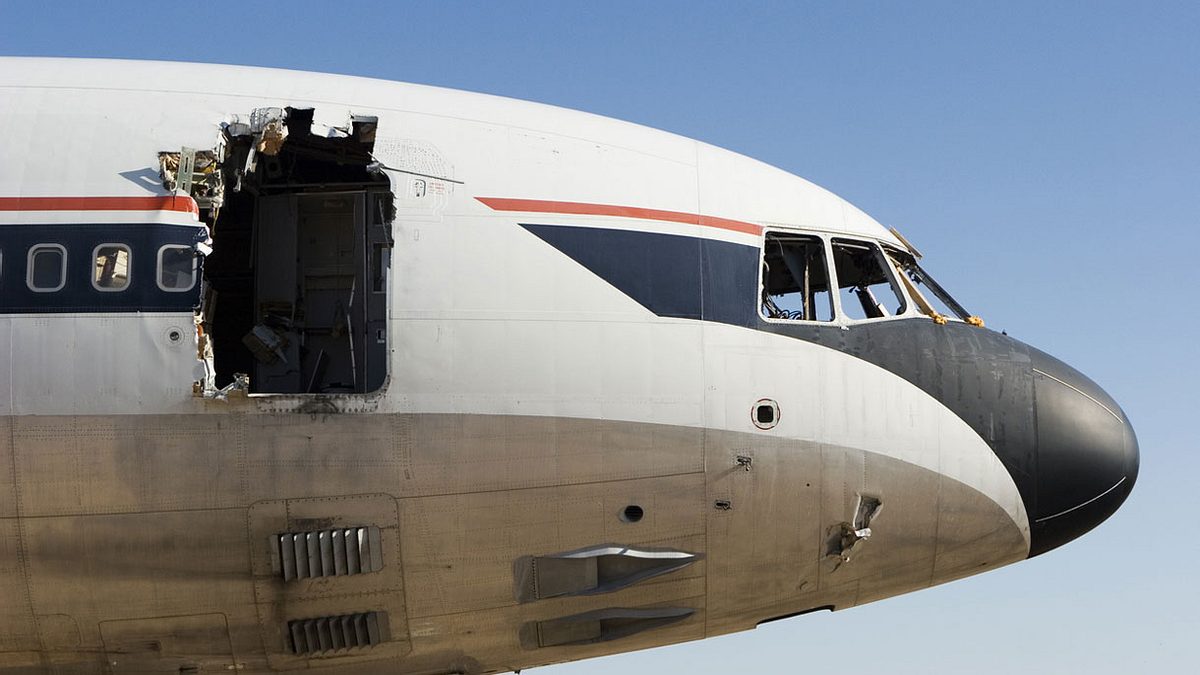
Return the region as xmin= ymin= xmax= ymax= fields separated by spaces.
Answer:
xmin=521 ymin=222 xmax=1042 ymax=544
xmin=0 ymin=223 xmax=205 ymax=313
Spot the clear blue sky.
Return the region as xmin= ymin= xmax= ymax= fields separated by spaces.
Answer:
xmin=3 ymin=1 xmax=1196 ymax=672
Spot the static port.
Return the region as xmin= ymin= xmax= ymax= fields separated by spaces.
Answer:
xmin=753 ymin=398 xmax=780 ymax=429
xmin=621 ymin=505 xmax=644 ymax=523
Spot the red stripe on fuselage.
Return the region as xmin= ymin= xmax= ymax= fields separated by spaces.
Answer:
xmin=0 ymin=196 xmax=199 ymax=215
xmin=476 ymin=197 xmax=762 ymax=236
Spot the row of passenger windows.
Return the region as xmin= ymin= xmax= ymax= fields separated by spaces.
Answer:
xmin=4 ymin=244 xmax=197 ymax=293
xmin=762 ymin=232 xmax=933 ymax=323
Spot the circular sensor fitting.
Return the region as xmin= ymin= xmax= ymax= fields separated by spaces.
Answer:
xmin=620 ymin=504 xmax=644 ymax=523
xmin=752 ymin=398 xmax=780 ymax=430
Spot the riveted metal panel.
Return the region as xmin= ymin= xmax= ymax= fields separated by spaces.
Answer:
xmin=248 ymin=494 xmax=409 ymax=670
xmin=0 ymin=518 xmax=38 ymax=652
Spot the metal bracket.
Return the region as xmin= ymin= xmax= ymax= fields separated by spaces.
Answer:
xmin=209 ymin=372 xmax=249 ymax=401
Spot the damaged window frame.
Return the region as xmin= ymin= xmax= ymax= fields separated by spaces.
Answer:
xmin=883 ymin=245 xmax=977 ymax=324
xmin=759 ymin=230 xmax=836 ymax=324
xmin=828 ymin=237 xmax=911 ymax=323
xmin=761 ymin=230 xmax=932 ymax=327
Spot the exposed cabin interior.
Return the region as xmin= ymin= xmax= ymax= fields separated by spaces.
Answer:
xmin=198 ymin=107 xmax=394 ymax=394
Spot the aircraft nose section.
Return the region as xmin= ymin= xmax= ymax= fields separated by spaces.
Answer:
xmin=1029 ymin=351 xmax=1139 ymax=556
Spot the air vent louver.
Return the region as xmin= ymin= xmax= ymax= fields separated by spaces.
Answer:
xmin=520 ymin=606 xmax=694 ymax=649
xmin=273 ymin=526 xmax=383 ymax=581
xmin=514 ymin=544 xmax=700 ymax=602
xmin=287 ymin=611 xmax=389 ymax=655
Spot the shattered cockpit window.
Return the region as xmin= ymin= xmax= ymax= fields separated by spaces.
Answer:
xmin=885 ymin=247 xmax=976 ymax=324
xmin=761 ymin=232 xmax=834 ymax=321
xmin=831 ymin=239 xmax=907 ymax=320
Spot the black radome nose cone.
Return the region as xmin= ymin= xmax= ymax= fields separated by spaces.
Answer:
xmin=1029 ymin=351 xmax=1139 ymax=556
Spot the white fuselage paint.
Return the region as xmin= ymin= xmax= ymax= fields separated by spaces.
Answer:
xmin=0 ymin=58 xmax=1028 ymax=674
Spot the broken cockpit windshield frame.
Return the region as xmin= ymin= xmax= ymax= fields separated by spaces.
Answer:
xmin=884 ymin=247 xmax=976 ymax=324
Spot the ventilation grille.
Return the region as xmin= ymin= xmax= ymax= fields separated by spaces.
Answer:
xmin=274 ymin=526 xmax=383 ymax=581
xmin=519 ymin=606 xmax=694 ymax=649
xmin=514 ymin=544 xmax=700 ymax=603
xmin=288 ymin=611 xmax=390 ymax=655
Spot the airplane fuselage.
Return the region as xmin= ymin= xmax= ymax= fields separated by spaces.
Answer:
xmin=0 ymin=58 xmax=1137 ymax=674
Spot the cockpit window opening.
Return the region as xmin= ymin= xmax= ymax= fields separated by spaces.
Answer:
xmin=157 ymin=244 xmax=197 ymax=292
xmin=27 ymin=244 xmax=66 ymax=292
xmin=760 ymin=232 xmax=834 ymax=322
xmin=92 ymin=243 xmax=131 ymax=292
xmin=884 ymin=246 xmax=974 ymax=322
xmin=830 ymin=239 xmax=908 ymax=321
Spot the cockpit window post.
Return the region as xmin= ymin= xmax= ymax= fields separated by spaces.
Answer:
xmin=760 ymin=232 xmax=927 ymax=325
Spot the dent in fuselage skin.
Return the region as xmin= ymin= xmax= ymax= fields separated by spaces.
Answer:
xmin=703 ymin=431 xmax=1028 ymax=636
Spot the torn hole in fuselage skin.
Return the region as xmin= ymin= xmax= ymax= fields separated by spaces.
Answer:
xmin=826 ymin=494 xmax=883 ymax=564
xmin=178 ymin=106 xmax=396 ymax=398
xmin=854 ymin=494 xmax=882 ymax=530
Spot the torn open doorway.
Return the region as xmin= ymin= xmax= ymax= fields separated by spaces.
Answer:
xmin=201 ymin=107 xmax=393 ymax=395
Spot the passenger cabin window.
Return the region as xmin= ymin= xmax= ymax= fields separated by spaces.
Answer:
xmin=27 ymin=244 xmax=66 ymax=292
xmin=831 ymin=239 xmax=907 ymax=320
xmin=761 ymin=232 xmax=834 ymax=321
xmin=157 ymin=245 xmax=196 ymax=292
xmin=93 ymin=244 xmax=131 ymax=291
